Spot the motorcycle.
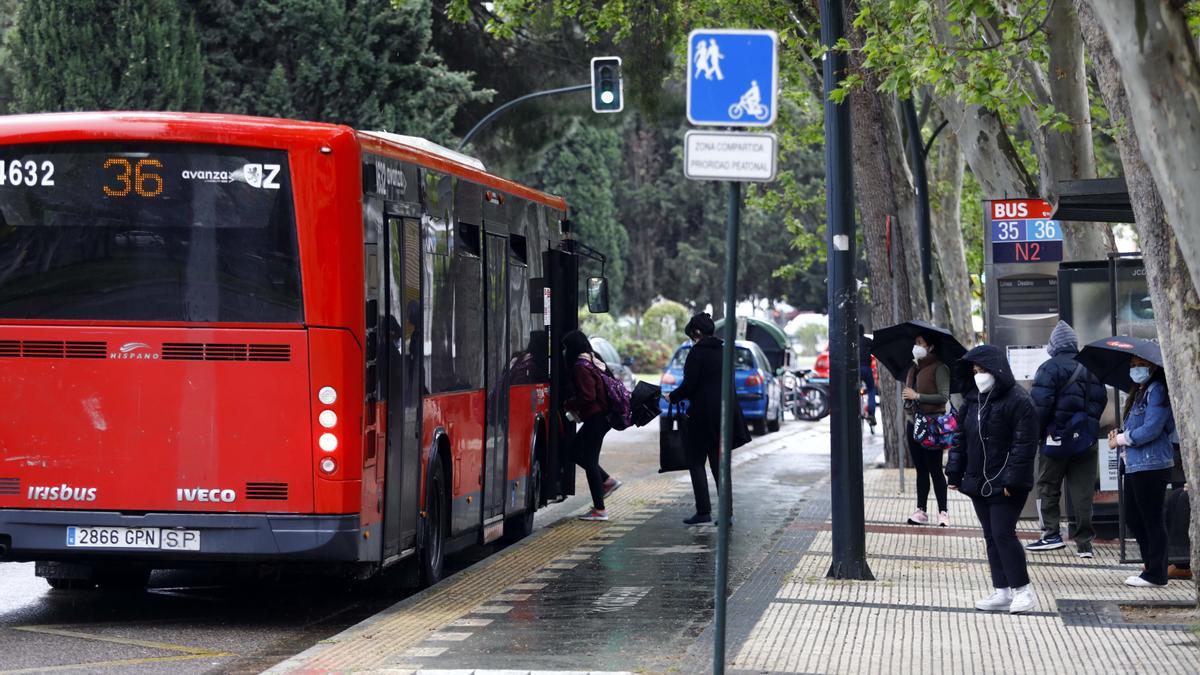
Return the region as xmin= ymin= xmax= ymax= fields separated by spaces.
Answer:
xmin=782 ymin=368 xmax=830 ymax=421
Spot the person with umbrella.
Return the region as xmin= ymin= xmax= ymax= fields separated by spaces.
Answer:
xmin=872 ymin=320 xmax=965 ymax=527
xmin=1078 ymin=337 xmax=1177 ymax=587
xmin=946 ymin=345 xmax=1040 ymax=614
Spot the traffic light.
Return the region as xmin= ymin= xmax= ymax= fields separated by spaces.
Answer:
xmin=590 ymin=57 xmax=623 ymax=113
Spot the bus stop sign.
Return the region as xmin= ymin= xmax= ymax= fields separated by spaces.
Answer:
xmin=687 ymin=29 xmax=778 ymax=127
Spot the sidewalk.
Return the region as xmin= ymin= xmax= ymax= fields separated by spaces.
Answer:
xmin=267 ymin=428 xmax=1199 ymax=674
xmin=728 ymin=467 xmax=1200 ymax=674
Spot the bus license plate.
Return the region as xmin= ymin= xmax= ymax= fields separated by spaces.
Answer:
xmin=66 ymin=526 xmax=200 ymax=551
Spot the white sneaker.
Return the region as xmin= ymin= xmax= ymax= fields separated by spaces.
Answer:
xmin=1009 ymin=585 xmax=1037 ymax=614
xmin=907 ymin=508 xmax=929 ymax=525
xmin=1124 ymin=575 xmax=1165 ymax=587
xmin=974 ymin=588 xmax=1012 ymax=612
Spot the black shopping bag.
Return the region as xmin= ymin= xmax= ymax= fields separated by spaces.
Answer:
xmin=630 ymin=381 xmax=663 ymax=427
xmin=659 ymin=404 xmax=690 ymax=473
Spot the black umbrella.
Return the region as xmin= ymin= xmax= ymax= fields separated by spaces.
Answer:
xmin=1075 ymin=336 xmax=1163 ymax=392
xmin=869 ymin=319 xmax=967 ymax=381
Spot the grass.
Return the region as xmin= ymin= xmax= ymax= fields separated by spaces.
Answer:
xmin=634 ymin=373 xmax=661 ymax=386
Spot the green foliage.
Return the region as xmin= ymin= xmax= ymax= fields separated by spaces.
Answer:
xmin=642 ymin=299 xmax=689 ymax=342
xmin=10 ymin=0 xmax=203 ymax=112
xmin=534 ymin=120 xmax=629 ymax=309
xmin=195 ymin=0 xmax=488 ymax=143
xmin=792 ymin=322 xmax=827 ymax=356
xmin=612 ymin=336 xmax=674 ymax=372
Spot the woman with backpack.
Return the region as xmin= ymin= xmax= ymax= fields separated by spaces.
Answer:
xmin=667 ymin=313 xmax=751 ymax=525
xmin=1109 ymin=355 xmax=1177 ymax=587
xmin=563 ymin=330 xmax=621 ymax=522
xmin=946 ymin=345 xmax=1040 ymax=614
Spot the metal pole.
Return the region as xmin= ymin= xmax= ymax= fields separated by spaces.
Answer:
xmin=713 ymin=180 xmax=740 ymax=674
xmin=821 ymin=0 xmax=873 ymax=581
xmin=457 ymin=83 xmax=591 ymax=151
xmin=902 ymin=98 xmax=934 ymax=318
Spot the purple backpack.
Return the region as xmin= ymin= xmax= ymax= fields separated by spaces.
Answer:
xmin=581 ymin=357 xmax=632 ymax=430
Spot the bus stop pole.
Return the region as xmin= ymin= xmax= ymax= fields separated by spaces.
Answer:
xmin=713 ymin=180 xmax=740 ymax=674
xmin=821 ymin=0 xmax=873 ymax=581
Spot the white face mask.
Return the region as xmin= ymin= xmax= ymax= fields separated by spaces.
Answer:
xmin=912 ymin=345 xmax=928 ymax=361
xmin=974 ymin=372 xmax=995 ymax=393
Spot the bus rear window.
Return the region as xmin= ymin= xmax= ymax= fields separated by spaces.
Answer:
xmin=0 ymin=143 xmax=302 ymax=322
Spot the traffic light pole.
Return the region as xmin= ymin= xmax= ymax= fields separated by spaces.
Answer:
xmin=457 ymin=83 xmax=590 ymax=151
xmin=820 ymin=0 xmax=873 ymax=581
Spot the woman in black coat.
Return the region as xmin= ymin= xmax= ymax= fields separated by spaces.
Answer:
xmin=946 ymin=345 xmax=1040 ymax=614
xmin=667 ymin=313 xmax=752 ymax=524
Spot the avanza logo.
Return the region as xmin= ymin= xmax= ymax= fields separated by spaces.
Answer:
xmin=28 ymin=484 xmax=98 ymax=502
xmin=109 ymin=342 xmax=160 ymax=360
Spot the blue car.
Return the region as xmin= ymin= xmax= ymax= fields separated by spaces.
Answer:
xmin=659 ymin=340 xmax=784 ymax=435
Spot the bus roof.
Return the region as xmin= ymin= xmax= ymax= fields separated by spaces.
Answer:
xmin=0 ymin=111 xmax=567 ymax=211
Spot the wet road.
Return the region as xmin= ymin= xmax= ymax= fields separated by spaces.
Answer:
xmin=0 ymin=424 xmax=664 ymax=674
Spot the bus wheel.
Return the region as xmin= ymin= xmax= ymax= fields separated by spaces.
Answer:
xmin=505 ymin=458 xmax=540 ymax=544
xmin=420 ymin=460 xmax=447 ymax=587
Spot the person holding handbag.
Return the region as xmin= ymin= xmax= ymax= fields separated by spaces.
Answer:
xmin=1027 ymin=321 xmax=1108 ymax=557
xmin=946 ymin=345 xmax=1040 ymax=614
xmin=667 ymin=313 xmax=752 ymax=525
xmin=902 ymin=332 xmax=952 ymax=527
xmin=1110 ymin=356 xmax=1177 ymax=587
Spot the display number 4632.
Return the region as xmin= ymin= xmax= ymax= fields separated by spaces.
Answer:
xmin=0 ymin=159 xmax=55 ymax=187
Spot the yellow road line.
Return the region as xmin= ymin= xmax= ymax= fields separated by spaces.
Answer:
xmin=0 ymin=654 xmax=222 ymax=674
xmin=11 ymin=625 xmax=231 ymax=656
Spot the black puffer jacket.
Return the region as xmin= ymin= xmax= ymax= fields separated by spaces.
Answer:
xmin=945 ymin=345 xmax=1039 ymax=500
xmin=1030 ymin=351 xmax=1107 ymax=441
xmin=668 ymin=337 xmax=752 ymax=463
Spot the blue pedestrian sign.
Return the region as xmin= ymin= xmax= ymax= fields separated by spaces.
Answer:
xmin=687 ymin=29 xmax=778 ymax=127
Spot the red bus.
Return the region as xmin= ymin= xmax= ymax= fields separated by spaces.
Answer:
xmin=0 ymin=112 xmax=597 ymax=588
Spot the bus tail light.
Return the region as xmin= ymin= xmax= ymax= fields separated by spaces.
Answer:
xmin=319 ymin=457 xmax=337 ymax=474
xmin=318 ymin=433 xmax=339 ymax=452
xmin=318 ymin=410 xmax=337 ymax=428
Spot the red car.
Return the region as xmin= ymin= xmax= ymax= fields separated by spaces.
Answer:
xmin=813 ymin=349 xmax=877 ymax=382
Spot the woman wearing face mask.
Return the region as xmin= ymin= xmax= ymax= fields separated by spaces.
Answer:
xmin=946 ymin=345 xmax=1040 ymax=614
xmin=902 ymin=333 xmax=952 ymax=526
xmin=1109 ymin=356 xmax=1177 ymax=587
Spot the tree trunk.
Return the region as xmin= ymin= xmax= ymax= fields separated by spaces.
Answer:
xmin=928 ymin=121 xmax=974 ymax=343
xmin=847 ymin=6 xmax=920 ymax=467
xmin=884 ymin=97 xmax=930 ymax=320
xmin=1083 ymin=0 xmax=1200 ymax=298
xmin=1043 ymin=0 xmax=1113 ymax=260
xmin=1076 ymin=0 xmax=1200 ymax=602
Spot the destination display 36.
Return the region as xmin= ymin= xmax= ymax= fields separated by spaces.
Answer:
xmin=986 ymin=198 xmax=1063 ymax=264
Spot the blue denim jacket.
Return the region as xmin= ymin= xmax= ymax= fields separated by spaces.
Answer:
xmin=1123 ymin=381 xmax=1176 ymax=474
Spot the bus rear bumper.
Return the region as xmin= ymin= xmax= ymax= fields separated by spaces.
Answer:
xmin=0 ymin=510 xmax=360 ymax=563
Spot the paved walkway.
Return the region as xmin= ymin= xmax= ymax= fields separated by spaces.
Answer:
xmin=730 ymin=468 xmax=1199 ymax=674
xmin=268 ymin=429 xmax=1199 ymax=674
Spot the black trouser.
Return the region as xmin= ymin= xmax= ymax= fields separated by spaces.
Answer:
xmin=575 ymin=415 xmax=612 ymax=510
xmin=1035 ymin=445 xmax=1098 ymax=547
xmin=1125 ymin=468 xmax=1170 ymax=585
xmin=971 ymin=491 xmax=1031 ymax=589
xmin=907 ymin=428 xmax=947 ymax=512
xmin=690 ymin=443 xmax=721 ymax=515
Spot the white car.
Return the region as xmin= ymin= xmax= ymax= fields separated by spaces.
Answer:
xmin=589 ymin=337 xmax=635 ymax=391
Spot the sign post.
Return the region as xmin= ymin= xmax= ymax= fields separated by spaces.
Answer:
xmin=685 ymin=27 xmax=777 ymax=675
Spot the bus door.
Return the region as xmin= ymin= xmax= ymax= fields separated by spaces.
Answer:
xmin=383 ymin=214 xmax=423 ymax=558
xmin=481 ymin=232 xmax=510 ymax=542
